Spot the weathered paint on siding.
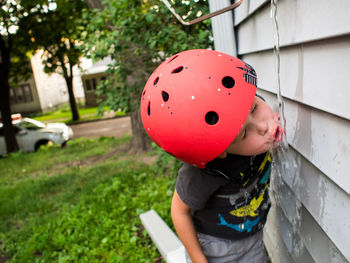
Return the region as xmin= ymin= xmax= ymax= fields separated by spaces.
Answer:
xmin=210 ymin=0 xmax=350 ymax=262
xmin=235 ymin=0 xmax=350 ymax=54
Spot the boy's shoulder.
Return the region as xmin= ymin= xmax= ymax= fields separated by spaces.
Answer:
xmin=178 ymin=162 xmax=227 ymax=183
xmin=176 ymin=162 xmax=229 ymax=210
xmin=177 ymin=162 xmax=229 ymax=193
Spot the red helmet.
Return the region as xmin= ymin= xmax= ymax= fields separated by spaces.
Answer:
xmin=140 ymin=49 xmax=257 ymax=168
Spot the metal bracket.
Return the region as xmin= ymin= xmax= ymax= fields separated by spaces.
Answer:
xmin=161 ymin=0 xmax=243 ymax=26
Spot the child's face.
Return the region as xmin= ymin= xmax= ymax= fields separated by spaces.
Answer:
xmin=224 ymin=96 xmax=282 ymax=156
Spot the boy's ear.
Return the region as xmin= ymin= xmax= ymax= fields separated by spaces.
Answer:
xmin=217 ymin=151 xmax=228 ymax=159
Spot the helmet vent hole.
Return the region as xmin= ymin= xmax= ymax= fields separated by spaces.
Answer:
xmin=154 ymin=77 xmax=159 ymax=85
xmin=168 ymin=55 xmax=178 ymax=63
xmin=172 ymin=66 xmax=184 ymax=74
xmin=147 ymin=101 xmax=151 ymax=116
xmin=222 ymin=76 xmax=235 ymax=89
xmin=162 ymin=91 xmax=169 ymax=102
xmin=205 ymin=111 xmax=219 ymax=125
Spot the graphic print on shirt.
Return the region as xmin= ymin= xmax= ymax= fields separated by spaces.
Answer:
xmin=216 ymin=152 xmax=271 ymax=233
xmin=217 ymin=214 xmax=261 ymax=233
xmin=229 ymin=184 xmax=268 ymax=218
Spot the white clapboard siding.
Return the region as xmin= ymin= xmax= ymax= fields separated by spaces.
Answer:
xmin=208 ymin=0 xmax=236 ymax=56
xmin=250 ymin=59 xmax=350 ymax=194
xmin=244 ymin=53 xmax=350 ymax=195
xmin=205 ymin=0 xmax=350 ymax=262
xmin=209 ymin=0 xmax=349 ymax=261
xmin=270 ymin=205 xmax=315 ymax=263
xmin=269 ymin=182 xmax=349 ymax=263
xmin=235 ymin=0 xmax=350 ymax=55
xmin=234 ymin=0 xmax=267 ymax=25
xmin=248 ymin=41 xmax=350 ymax=262
xmin=241 ymin=37 xmax=350 ymax=121
xmin=259 ymin=121 xmax=350 ymax=261
xmin=264 ymin=205 xmax=296 ymax=263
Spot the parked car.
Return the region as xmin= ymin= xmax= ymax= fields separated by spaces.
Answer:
xmin=0 ymin=114 xmax=73 ymax=155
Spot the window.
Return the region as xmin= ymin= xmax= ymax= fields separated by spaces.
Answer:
xmin=23 ymin=84 xmax=33 ymax=102
xmin=92 ymin=78 xmax=97 ymax=90
xmin=9 ymin=88 xmax=15 ymax=104
xmin=10 ymin=84 xmax=33 ymax=104
xmin=85 ymin=79 xmax=92 ymax=91
xmin=15 ymin=86 xmax=24 ymax=103
xmin=85 ymin=78 xmax=98 ymax=92
xmin=18 ymin=120 xmax=42 ymax=130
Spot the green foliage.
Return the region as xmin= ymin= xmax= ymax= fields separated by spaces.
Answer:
xmin=0 ymin=0 xmax=42 ymax=84
xmin=20 ymin=0 xmax=88 ymax=77
xmin=1 ymin=0 xmax=88 ymax=84
xmin=82 ymin=0 xmax=213 ymax=113
xmin=153 ymin=142 xmax=181 ymax=175
xmin=0 ymin=136 xmax=176 ymax=262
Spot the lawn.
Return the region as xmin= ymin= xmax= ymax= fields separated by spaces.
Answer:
xmin=28 ymin=105 xmax=125 ymax=124
xmin=0 ymin=136 xmax=179 ymax=262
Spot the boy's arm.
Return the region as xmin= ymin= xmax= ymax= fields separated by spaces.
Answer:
xmin=171 ymin=190 xmax=208 ymax=263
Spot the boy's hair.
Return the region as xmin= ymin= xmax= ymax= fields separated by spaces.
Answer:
xmin=140 ymin=49 xmax=257 ymax=168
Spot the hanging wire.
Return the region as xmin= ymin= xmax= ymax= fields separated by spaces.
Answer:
xmin=161 ymin=0 xmax=243 ymax=26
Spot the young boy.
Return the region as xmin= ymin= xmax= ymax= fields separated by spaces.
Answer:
xmin=140 ymin=49 xmax=282 ymax=263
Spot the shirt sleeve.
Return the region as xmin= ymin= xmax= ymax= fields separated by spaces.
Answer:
xmin=175 ymin=163 xmax=227 ymax=211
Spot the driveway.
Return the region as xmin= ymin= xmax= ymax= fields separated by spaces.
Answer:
xmin=69 ymin=116 xmax=132 ymax=139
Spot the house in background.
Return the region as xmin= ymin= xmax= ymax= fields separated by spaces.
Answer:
xmin=80 ymin=57 xmax=112 ymax=107
xmin=9 ymin=76 xmax=42 ymax=114
xmin=10 ymin=50 xmax=85 ymax=114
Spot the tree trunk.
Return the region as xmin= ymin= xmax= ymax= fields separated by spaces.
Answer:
xmin=0 ymin=77 xmax=19 ymax=154
xmin=61 ymin=60 xmax=79 ymax=121
xmin=130 ymin=110 xmax=152 ymax=152
xmin=65 ymin=75 xmax=80 ymax=121
xmin=0 ymin=35 xmax=19 ymax=153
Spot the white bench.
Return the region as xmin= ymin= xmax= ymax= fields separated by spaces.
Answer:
xmin=139 ymin=209 xmax=186 ymax=263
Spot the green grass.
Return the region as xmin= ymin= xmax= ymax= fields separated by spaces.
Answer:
xmin=29 ymin=105 xmax=125 ymax=124
xmin=0 ymin=136 xmax=178 ymax=262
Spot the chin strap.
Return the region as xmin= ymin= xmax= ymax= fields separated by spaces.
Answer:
xmin=255 ymin=94 xmax=266 ymax=101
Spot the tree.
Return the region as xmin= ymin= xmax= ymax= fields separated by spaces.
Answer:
xmin=1 ymin=0 xmax=87 ymax=154
xmin=83 ymin=0 xmax=213 ymax=152
xmin=0 ymin=0 xmax=40 ymax=153
xmin=21 ymin=0 xmax=88 ymax=121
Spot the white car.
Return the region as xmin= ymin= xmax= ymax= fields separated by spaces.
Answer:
xmin=0 ymin=115 xmax=73 ymax=155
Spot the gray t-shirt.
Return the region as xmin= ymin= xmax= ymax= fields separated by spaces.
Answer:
xmin=176 ymin=152 xmax=271 ymax=240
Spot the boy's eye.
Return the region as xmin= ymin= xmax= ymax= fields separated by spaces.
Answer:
xmin=242 ymin=128 xmax=247 ymax=139
xmin=251 ymin=103 xmax=257 ymax=113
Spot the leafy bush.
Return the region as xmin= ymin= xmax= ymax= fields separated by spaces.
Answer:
xmin=152 ymin=142 xmax=181 ymax=175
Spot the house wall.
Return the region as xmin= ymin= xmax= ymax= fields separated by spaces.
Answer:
xmin=210 ymin=0 xmax=350 ymax=262
xmin=30 ymin=50 xmax=85 ymax=112
xmin=81 ymin=73 xmax=107 ymax=107
xmin=10 ymin=77 xmax=42 ymax=114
